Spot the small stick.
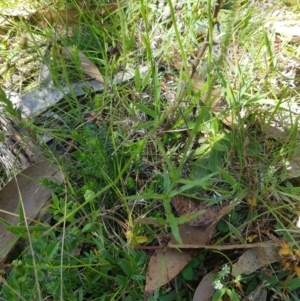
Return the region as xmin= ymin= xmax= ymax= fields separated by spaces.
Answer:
xmin=190 ymin=0 xmax=223 ymax=79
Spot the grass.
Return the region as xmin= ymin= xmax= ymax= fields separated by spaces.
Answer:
xmin=0 ymin=0 xmax=300 ymax=300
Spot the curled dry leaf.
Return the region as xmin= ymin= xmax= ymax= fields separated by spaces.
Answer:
xmin=172 ymin=195 xmax=220 ymax=227
xmin=63 ymin=46 xmax=104 ymax=83
xmin=232 ymin=246 xmax=280 ymax=277
xmin=0 ymin=161 xmax=64 ymax=262
xmin=145 ymin=248 xmax=197 ymax=294
xmin=168 ymin=202 xmax=235 ymax=249
xmin=193 ymin=267 xmax=218 ymax=301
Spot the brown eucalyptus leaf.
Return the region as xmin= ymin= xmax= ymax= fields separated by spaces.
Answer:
xmin=63 ymin=46 xmax=104 ymax=83
xmin=0 ymin=161 xmax=64 ymax=262
xmin=172 ymin=195 xmax=220 ymax=227
xmin=193 ymin=267 xmax=218 ymax=301
xmin=168 ymin=224 xmax=216 ymax=247
xmin=145 ymin=248 xmax=197 ymax=294
xmin=232 ymin=247 xmax=280 ymax=277
xmin=168 ymin=202 xmax=239 ymax=249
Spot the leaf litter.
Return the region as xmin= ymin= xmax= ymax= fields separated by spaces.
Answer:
xmin=63 ymin=46 xmax=105 ymax=84
xmin=144 ymin=195 xmax=290 ymax=296
xmin=193 ymin=267 xmax=218 ymax=301
xmin=171 ymin=195 xmax=220 ymax=227
xmin=0 ymin=161 xmax=64 ymax=262
xmin=231 ymin=247 xmax=280 ymax=277
xmin=145 ymin=248 xmax=197 ymax=295
xmin=144 ymin=195 xmax=234 ymax=294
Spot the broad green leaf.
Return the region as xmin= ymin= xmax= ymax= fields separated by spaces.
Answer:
xmin=135 ymin=251 xmax=146 ymax=266
xmin=82 ymin=223 xmax=94 ymax=233
xmin=46 ymin=241 xmax=60 ymax=259
xmin=168 ymin=214 xmax=182 ymax=244
xmin=115 ymin=275 xmax=127 ymax=286
xmin=212 ymin=288 xmax=226 ymax=301
xmin=6 ymin=225 xmax=50 ymax=233
xmin=181 ymin=264 xmax=194 ymax=280
xmin=0 ymin=87 xmax=20 ymax=118
xmin=218 ymin=168 xmax=240 ymax=188
xmin=133 ymin=103 xmax=157 ymax=118
xmin=175 ymin=173 xmax=217 ymax=193
xmin=208 ymin=148 xmax=223 ymax=173
xmin=226 ymin=289 xmax=240 ymax=301
xmin=135 ymin=67 xmax=141 ymax=91
xmin=132 ymin=121 xmax=155 ymax=130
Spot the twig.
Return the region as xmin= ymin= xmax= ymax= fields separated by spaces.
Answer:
xmin=134 ymin=240 xmax=284 ymax=251
xmin=134 ymin=245 xmax=163 ymax=250
xmin=168 ymin=240 xmax=283 ymax=250
xmin=189 ymin=0 xmax=223 ymax=79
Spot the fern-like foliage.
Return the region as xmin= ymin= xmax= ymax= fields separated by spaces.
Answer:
xmin=71 ymin=123 xmax=123 ymax=205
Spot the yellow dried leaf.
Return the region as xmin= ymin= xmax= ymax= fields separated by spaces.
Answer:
xmin=136 ymin=236 xmax=148 ymax=244
xmin=247 ymin=197 xmax=257 ymax=207
xmin=126 ymin=230 xmax=148 ymax=246
xmin=125 ymin=230 xmax=133 ymax=240
xmin=279 ymin=242 xmax=292 ymax=257
xmin=281 ymin=260 xmax=291 ymax=269
xmin=294 ymin=266 xmax=300 ymax=278
xmin=247 ymin=235 xmax=258 ymax=243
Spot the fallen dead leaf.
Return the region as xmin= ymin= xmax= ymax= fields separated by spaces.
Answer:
xmin=172 ymin=195 xmax=220 ymax=227
xmin=63 ymin=46 xmax=104 ymax=83
xmin=144 ymin=201 xmax=237 ymax=294
xmin=145 ymin=248 xmax=197 ymax=294
xmin=144 ymin=209 xmax=219 ymax=294
xmin=0 ymin=161 xmax=64 ymax=262
xmin=193 ymin=267 xmax=218 ymax=301
xmin=168 ymin=202 xmax=235 ymax=248
xmin=168 ymin=224 xmax=216 ymax=246
xmin=232 ymin=246 xmax=280 ymax=277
